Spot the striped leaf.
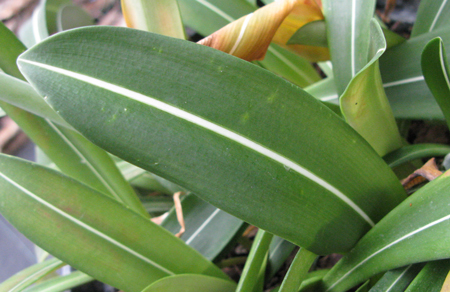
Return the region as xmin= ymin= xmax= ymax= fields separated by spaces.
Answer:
xmin=22 ymin=271 xmax=93 ymax=292
xmin=322 ymin=0 xmax=376 ymax=94
xmin=411 ymin=0 xmax=450 ymax=38
xmin=18 ymin=26 xmax=406 ymax=255
xmin=161 ymin=193 xmax=246 ymax=262
xmin=368 ymin=264 xmax=424 ymax=292
xmin=404 ymin=260 xmax=450 ymax=292
xmin=320 ymin=170 xmax=450 ymax=292
xmin=383 ymin=144 xmax=450 ymax=168
xmin=0 ymin=154 xmax=226 ymax=292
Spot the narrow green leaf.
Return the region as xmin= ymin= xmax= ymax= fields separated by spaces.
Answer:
xmin=278 ymin=248 xmax=317 ymax=292
xmin=340 ymin=20 xmax=402 ymax=157
xmin=383 ymin=144 xmax=450 ymax=168
xmin=161 ymin=193 xmax=245 ymax=261
xmin=178 ymin=0 xmax=320 ymax=87
xmin=18 ymin=27 xmax=406 ymax=254
xmin=0 ymin=23 xmax=26 ymax=79
xmin=122 ymin=0 xmax=185 ymax=39
xmin=368 ymin=264 xmax=425 ymax=292
xmin=287 ymin=20 xmax=327 ymax=48
xmin=141 ymin=274 xmax=236 ymax=292
xmin=421 ymin=37 xmax=450 ymax=128
xmin=404 ymin=260 xmax=450 ymax=292
xmin=411 ymin=0 xmax=450 ymax=38
xmin=22 ymin=271 xmax=93 ymax=292
xmin=322 ymin=0 xmax=376 ymax=94
xmin=236 ymin=230 xmax=273 ymax=292
xmin=0 ymin=154 xmax=227 ymax=292
xmin=0 ymin=73 xmax=71 ymax=128
xmin=298 ymin=270 xmax=330 ymax=292
xmin=0 ymin=258 xmax=64 ymax=292
xmin=321 ymin=170 xmax=450 ymax=292
xmin=267 ymin=236 xmax=297 ymax=279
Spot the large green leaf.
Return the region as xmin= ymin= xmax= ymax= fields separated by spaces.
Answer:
xmin=0 ymin=22 xmax=147 ymax=217
xmin=0 ymin=154 xmax=226 ymax=292
xmin=340 ymin=19 xmax=402 ymax=157
xmin=411 ymin=0 xmax=450 ymax=38
xmin=161 ymin=193 xmax=245 ymax=261
xmin=322 ymin=0 xmax=376 ymax=94
xmin=320 ymin=170 xmax=450 ymax=292
xmin=141 ymin=274 xmax=236 ymax=292
xmin=421 ymin=37 xmax=450 ymax=128
xmin=18 ymin=27 xmax=406 ymax=254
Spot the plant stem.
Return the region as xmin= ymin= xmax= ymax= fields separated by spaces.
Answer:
xmin=235 ymin=229 xmax=273 ymax=292
xmin=278 ymin=248 xmax=317 ymax=292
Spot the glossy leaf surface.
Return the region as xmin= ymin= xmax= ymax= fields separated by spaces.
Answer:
xmin=411 ymin=0 xmax=450 ymax=37
xmin=321 ymin=170 xmax=450 ymax=292
xmin=0 ymin=154 xmax=226 ymax=292
xmin=142 ymin=274 xmax=236 ymax=292
xmin=18 ymin=27 xmax=406 ymax=254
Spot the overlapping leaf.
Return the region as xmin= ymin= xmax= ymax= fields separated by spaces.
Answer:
xmin=368 ymin=264 xmax=424 ymax=292
xmin=142 ymin=274 xmax=236 ymax=292
xmin=321 ymin=170 xmax=450 ymax=292
xmin=18 ymin=26 xmax=405 ymax=254
xmin=0 ymin=154 xmax=226 ymax=292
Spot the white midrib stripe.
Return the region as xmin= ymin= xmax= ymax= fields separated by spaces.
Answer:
xmin=10 ymin=260 xmax=64 ymax=292
xmin=383 ymin=76 xmax=425 ymax=88
xmin=45 ymin=120 xmax=123 ymax=203
xmin=0 ymin=171 xmax=175 ymax=275
xmin=19 ymin=59 xmax=374 ymax=227
xmin=229 ymin=13 xmax=253 ymax=55
xmin=326 ymin=213 xmax=450 ymax=290
xmin=196 ymin=0 xmax=235 ymax=22
xmin=39 ymin=273 xmax=92 ymax=292
xmin=430 ymin=0 xmax=448 ymax=32
xmin=351 ymin=0 xmax=356 ymax=77
xmin=385 ymin=265 xmax=412 ymax=292
xmin=185 ymin=208 xmax=221 ymax=244
xmin=440 ymin=41 xmax=450 ymax=90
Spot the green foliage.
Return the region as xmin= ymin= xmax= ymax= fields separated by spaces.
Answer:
xmin=1 ymin=0 xmax=450 ymax=291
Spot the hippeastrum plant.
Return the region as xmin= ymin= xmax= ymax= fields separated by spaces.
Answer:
xmin=2 ymin=0 xmax=450 ymax=291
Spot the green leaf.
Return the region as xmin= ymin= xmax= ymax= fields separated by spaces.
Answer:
xmin=421 ymin=37 xmax=450 ymax=128
xmin=121 ymin=0 xmax=185 ymax=39
xmin=236 ymin=229 xmax=273 ymax=292
xmin=141 ymin=274 xmax=236 ymax=292
xmin=322 ymin=0 xmax=376 ymax=94
xmin=368 ymin=264 xmax=425 ymax=292
xmin=411 ymin=0 xmax=450 ymax=38
xmin=22 ymin=271 xmax=93 ymax=292
xmin=267 ymin=236 xmax=297 ymax=279
xmin=161 ymin=193 xmax=245 ymax=261
xmin=0 ymin=154 xmax=227 ymax=292
xmin=18 ymin=26 xmax=406 ymax=254
xmin=340 ymin=19 xmax=402 ymax=157
xmin=56 ymin=4 xmax=94 ymax=32
xmin=278 ymin=248 xmax=317 ymax=292
xmin=178 ymin=0 xmax=320 ymax=87
xmin=0 ymin=258 xmax=64 ymax=292
xmin=287 ymin=20 xmax=327 ymax=48
xmin=404 ymin=260 xmax=450 ymax=292
xmin=383 ymin=144 xmax=450 ymax=168
xmin=320 ymin=170 xmax=450 ymax=292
